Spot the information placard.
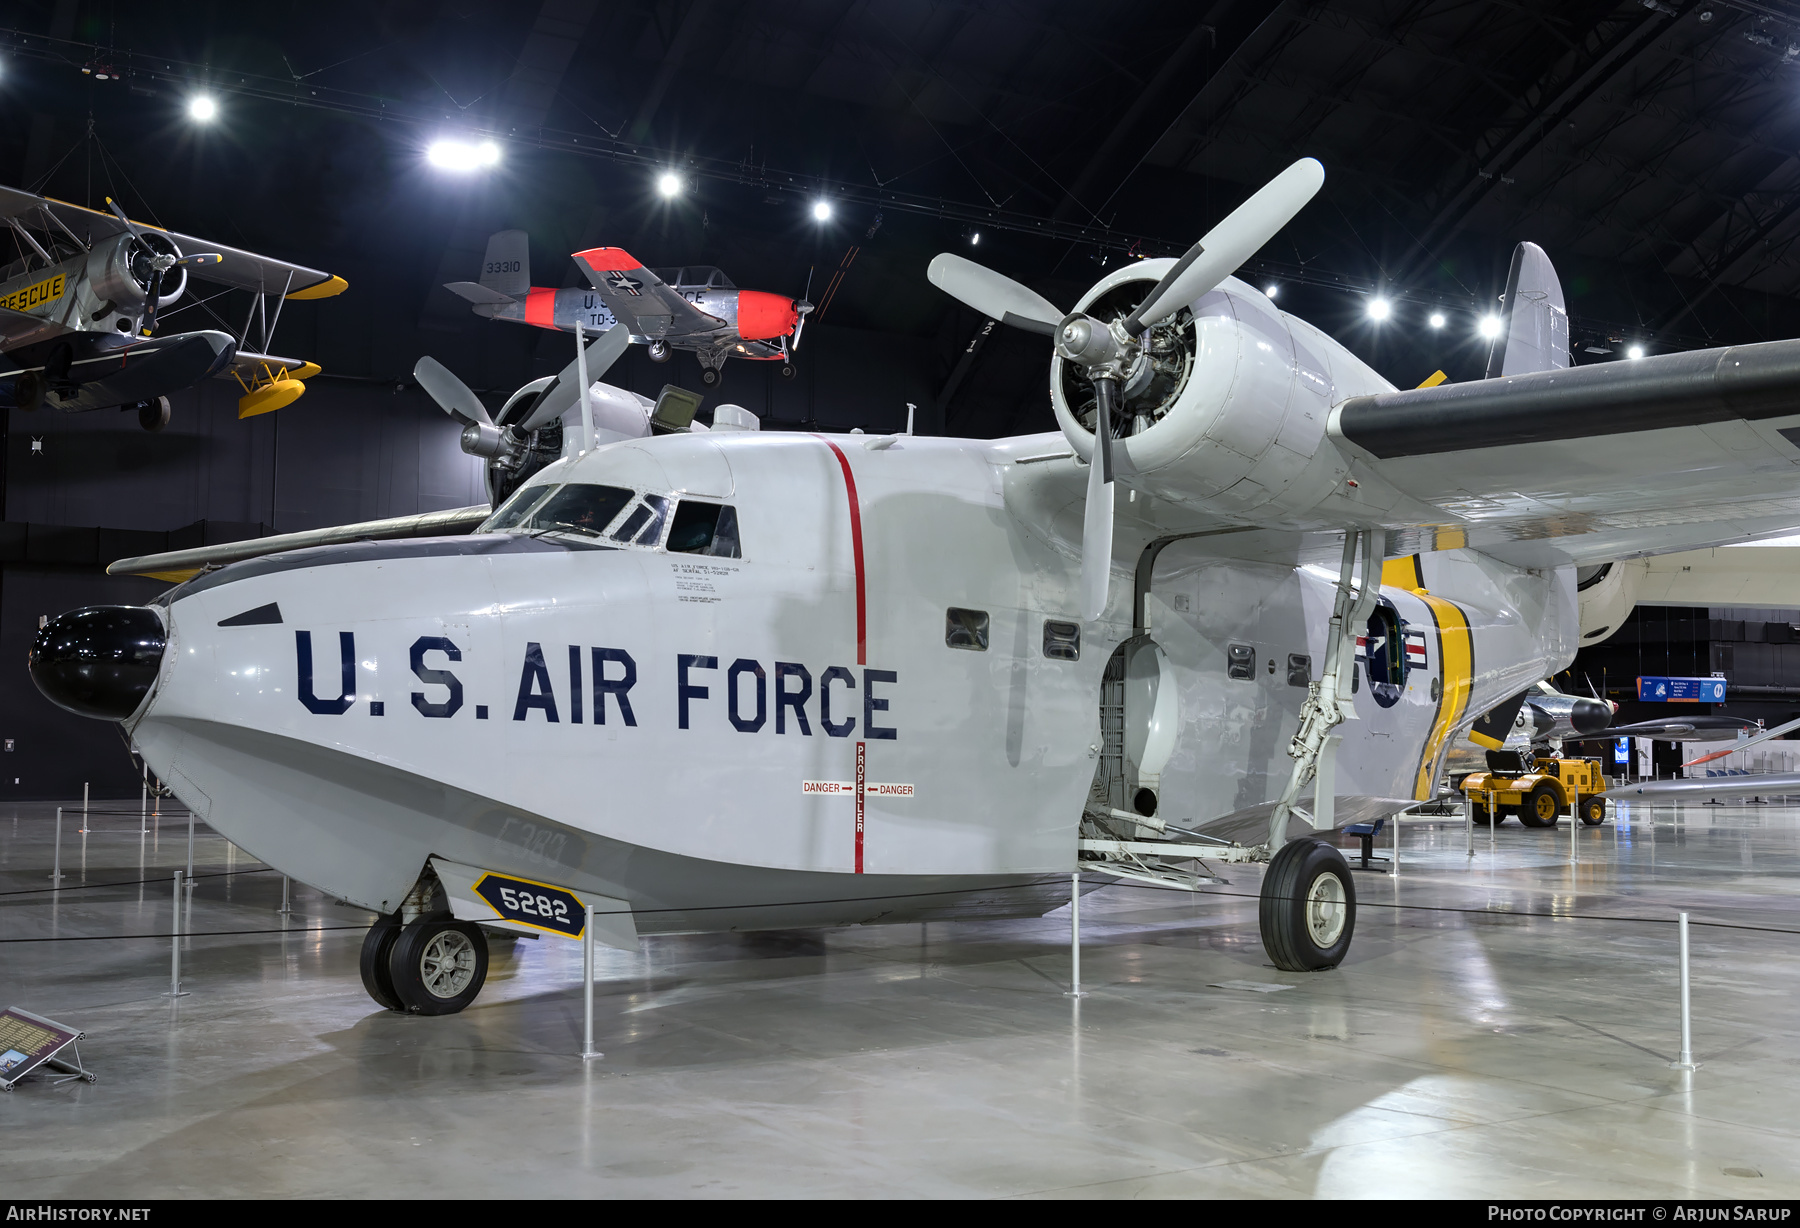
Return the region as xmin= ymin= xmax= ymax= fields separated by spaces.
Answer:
xmin=1636 ymin=676 xmax=1727 ymax=702
xmin=0 ymin=1006 xmax=85 ymax=1092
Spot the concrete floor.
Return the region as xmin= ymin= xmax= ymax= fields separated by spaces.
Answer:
xmin=2 ymin=798 xmax=1797 ymax=1199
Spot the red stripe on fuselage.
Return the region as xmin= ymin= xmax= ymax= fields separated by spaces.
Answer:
xmin=524 ymin=288 xmax=557 ymax=330
xmin=818 ymin=438 xmax=866 ymax=665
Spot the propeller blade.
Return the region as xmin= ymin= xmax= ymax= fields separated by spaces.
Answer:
xmin=927 ymin=253 xmax=1062 ymax=335
xmin=141 ymin=267 xmax=164 ymax=333
xmin=1127 ymin=157 xmax=1325 ymax=332
xmin=176 ymin=252 xmax=223 ymax=268
xmin=104 ymin=197 xmax=145 ymax=239
xmin=791 ymin=311 xmax=808 ymax=354
xmin=413 ymin=357 xmax=493 ymax=427
xmin=1080 ymin=380 xmax=1118 ymax=621
xmin=514 ymin=324 xmax=633 ymax=434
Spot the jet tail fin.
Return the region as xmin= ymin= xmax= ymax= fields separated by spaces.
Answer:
xmin=478 ymin=230 xmax=530 ymax=299
xmin=1468 ymin=690 xmax=1529 ymax=750
xmin=1485 ymin=241 xmax=1570 ymax=378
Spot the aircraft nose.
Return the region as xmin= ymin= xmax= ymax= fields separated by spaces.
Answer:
xmin=1570 ymin=697 xmax=1613 ymax=735
xmin=29 ymin=605 xmax=166 ymax=720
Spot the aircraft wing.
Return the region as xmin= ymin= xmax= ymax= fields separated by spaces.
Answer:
xmin=571 ymin=247 xmax=726 ymax=339
xmin=0 ymin=186 xmax=346 ymax=299
xmin=1569 ymin=717 xmax=1753 ymax=743
xmin=0 ymin=304 xmax=63 ymax=347
xmin=107 ymin=505 xmax=490 ymax=583
xmin=1330 ymin=339 xmax=1800 ymax=566
xmin=1610 ymin=774 xmax=1800 ymax=801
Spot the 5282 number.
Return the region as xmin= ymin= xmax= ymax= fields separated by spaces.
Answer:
xmin=496 ymin=885 xmax=567 ymax=921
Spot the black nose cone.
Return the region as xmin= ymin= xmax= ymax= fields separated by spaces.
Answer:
xmin=1570 ymin=697 xmax=1613 ymax=735
xmin=29 ymin=605 xmax=166 ymax=720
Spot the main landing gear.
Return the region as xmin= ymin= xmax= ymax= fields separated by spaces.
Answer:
xmin=1258 ymin=839 xmax=1356 ymax=970
xmin=360 ymin=913 xmax=490 ymax=1015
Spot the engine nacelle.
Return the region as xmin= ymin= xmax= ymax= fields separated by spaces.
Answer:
xmin=84 ymin=231 xmax=187 ymax=317
xmin=1050 ymin=265 xmax=1380 ymax=520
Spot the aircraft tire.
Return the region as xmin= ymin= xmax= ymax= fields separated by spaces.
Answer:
xmin=14 ymin=370 xmax=44 ymax=411
xmin=1520 ymin=783 xmax=1561 ymax=828
xmin=701 ymin=368 xmax=720 ymax=387
xmin=648 ymin=341 xmax=671 ymax=363
xmin=1259 ymin=839 xmax=1356 ymax=972
xmin=138 ymin=396 xmax=171 ymax=432
xmin=780 ymin=363 xmax=796 ymax=379
xmin=388 ymin=917 xmax=488 ymax=1015
xmin=1581 ymin=795 xmax=1607 ymax=825
xmin=359 ymin=915 xmax=406 ymax=1011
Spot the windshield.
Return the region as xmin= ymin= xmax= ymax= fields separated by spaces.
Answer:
xmin=480 ymin=483 xmax=635 ymax=539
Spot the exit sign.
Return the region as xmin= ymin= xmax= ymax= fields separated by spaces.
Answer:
xmin=1637 ymin=676 xmax=1727 ymax=702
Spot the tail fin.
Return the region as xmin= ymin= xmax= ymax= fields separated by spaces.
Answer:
xmin=478 ymin=230 xmax=530 ymax=299
xmin=1485 ymin=241 xmax=1569 ymax=377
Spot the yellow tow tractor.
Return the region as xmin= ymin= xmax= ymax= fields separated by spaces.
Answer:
xmin=1459 ymin=751 xmax=1609 ymax=828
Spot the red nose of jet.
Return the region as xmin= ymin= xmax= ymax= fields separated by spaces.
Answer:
xmin=736 ymin=290 xmax=801 ymax=341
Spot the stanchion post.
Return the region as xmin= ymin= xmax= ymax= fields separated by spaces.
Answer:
xmin=1066 ymin=871 xmax=1086 ymax=998
xmin=139 ymin=766 xmax=148 ymax=835
xmin=582 ymin=904 xmax=600 ymax=1061
xmin=185 ymin=810 xmax=195 ymax=883
xmin=1570 ymin=797 xmax=1578 ymax=864
xmin=1464 ymin=795 xmax=1474 ymax=858
xmin=1672 ymin=911 xmax=1697 ymax=1070
xmin=278 ymin=875 xmax=292 ymax=916
xmin=80 ymin=782 xmax=89 ymax=833
xmin=165 ymin=870 xmax=189 ymax=998
xmin=50 ymin=806 xmax=63 ymax=883
xmin=1488 ymin=793 xmax=1496 ymax=854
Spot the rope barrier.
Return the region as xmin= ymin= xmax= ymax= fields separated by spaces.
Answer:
xmin=0 ymin=865 xmax=276 ymax=897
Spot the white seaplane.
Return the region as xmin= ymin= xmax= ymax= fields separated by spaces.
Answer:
xmin=31 ymin=159 xmax=1800 ymax=1014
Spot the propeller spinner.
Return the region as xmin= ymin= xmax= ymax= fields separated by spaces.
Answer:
xmin=926 ymin=158 xmax=1325 ymax=620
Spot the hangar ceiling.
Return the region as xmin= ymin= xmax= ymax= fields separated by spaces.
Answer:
xmin=6 ymin=0 xmax=1800 ymax=423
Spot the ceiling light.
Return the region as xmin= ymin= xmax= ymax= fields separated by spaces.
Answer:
xmin=969 ymin=231 xmax=980 ymax=246
xmin=188 ymin=95 xmax=217 ymax=122
xmin=1479 ymin=314 xmax=1503 ymax=339
xmin=656 ymin=171 xmax=681 ymax=198
xmin=1428 ymin=311 xmax=1446 ymax=329
xmin=1367 ymin=298 xmax=1391 ymax=321
xmin=812 ymin=200 xmax=832 ymax=222
xmin=427 ymin=139 xmax=501 ymax=172
xmin=1627 ymin=344 xmax=1645 ymax=359
xmin=1265 ymin=284 xmax=1279 ymax=299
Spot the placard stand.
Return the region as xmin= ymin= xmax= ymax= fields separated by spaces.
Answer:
xmin=0 ymin=1007 xmax=96 ymax=1091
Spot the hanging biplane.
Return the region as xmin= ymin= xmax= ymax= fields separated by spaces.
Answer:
xmin=38 ymin=158 xmax=1800 ymax=1019
xmin=0 ymin=187 xmax=345 ymax=430
xmin=445 ymin=230 xmax=810 ymax=387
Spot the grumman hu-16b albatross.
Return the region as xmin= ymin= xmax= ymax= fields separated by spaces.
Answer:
xmin=36 ymin=157 xmax=1800 ymax=1016
xmin=445 ymin=229 xmax=811 ymax=387
xmin=0 ymin=187 xmax=345 ymax=430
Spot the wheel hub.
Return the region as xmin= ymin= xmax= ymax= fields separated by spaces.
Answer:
xmin=1305 ymin=871 xmax=1347 ymax=947
xmin=417 ymin=930 xmax=477 ymax=998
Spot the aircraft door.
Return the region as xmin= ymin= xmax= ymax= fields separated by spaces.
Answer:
xmin=1090 ymin=637 xmax=1180 ymax=821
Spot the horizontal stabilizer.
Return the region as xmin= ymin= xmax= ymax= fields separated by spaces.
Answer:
xmin=445 ymin=280 xmax=516 ymax=306
xmin=108 ymin=505 xmax=490 ymax=580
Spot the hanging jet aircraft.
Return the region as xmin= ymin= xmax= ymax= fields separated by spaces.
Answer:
xmin=444 ymin=230 xmax=810 ymax=387
xmin=38 ymin=157 xmax=1800 ymax=1020
xmin=0 ymin=187 xmax=345 ymax=430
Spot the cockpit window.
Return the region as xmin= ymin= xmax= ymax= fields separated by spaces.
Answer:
xmin=611 ymin=494 xmax=669 ymax=545
xmin=667 ymin=500 xmax=742 ymax=557
xmin=482 ymin=483 xmax=558 ymax=532
xmin=522 ymin=484 xmax=636 ymax=538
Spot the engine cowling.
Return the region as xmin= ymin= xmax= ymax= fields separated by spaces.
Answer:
xmin=84 ymin=231 xmax=187 ymax=316
xmin=1050 ymin=264 xmax=1374 ymax=521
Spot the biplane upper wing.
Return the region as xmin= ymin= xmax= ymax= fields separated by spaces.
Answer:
xmin=1329 ymin=338 xmax=1800 ymax=567
xmin=0 ymin=186 xmax=346 ymax=299
xmin=571 ymin=247 xmax=725 ymax=339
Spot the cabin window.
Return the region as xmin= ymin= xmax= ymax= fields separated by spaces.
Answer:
xmin=483 ymin=482 xmax=638 ymax=538
xmin=667 ymin=500 xmax=742 ymax=558
xmin=1365 ymin=605 xmax=1406 ymax=688
xmin=1043 ymin=620 xmax=1080 ymax=661
xmin=946 ymin=608 xmax=989 ymax=651
xmin=1287 ymin=653 xmax=1311 ymax=687
xmin=1227 ymin=644 xmax=1255 ymax=680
